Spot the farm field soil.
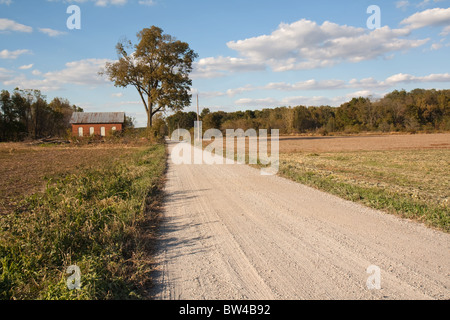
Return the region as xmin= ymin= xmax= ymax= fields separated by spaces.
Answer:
xmin=0 ymin=142 xmax=144 ymax=214
xmin=277 ymin=132 xmax=450 ymax=153
xmin=202 ymin=132 xmax=450 ymax=154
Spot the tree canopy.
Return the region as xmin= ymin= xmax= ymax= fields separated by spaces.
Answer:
xmin=102 ymin=26 xmax=198 ymax=128
xmin=165 ymin=88 xmax=450 ymax=135
xmin=0 ymin=88 xmax=81 ymax=141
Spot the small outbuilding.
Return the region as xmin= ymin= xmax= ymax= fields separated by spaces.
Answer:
xmin=70 ymin=112 xmax=126 ymax=137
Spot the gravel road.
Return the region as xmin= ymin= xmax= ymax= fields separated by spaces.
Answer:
xmin=151 ymin=141 xmax=449 ymax=300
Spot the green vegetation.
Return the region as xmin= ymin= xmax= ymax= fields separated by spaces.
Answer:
xmin=0 ymin=89 xmax=82 ymax=142
xmin=167 ymin=88 xmax=450 ymax=134
xmin=0 ymin=144 xmax=166 ymax=299
xmin=278 ymin=150 xmax=449 ymax=232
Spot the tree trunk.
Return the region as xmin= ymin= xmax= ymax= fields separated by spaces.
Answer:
xmin=149 ymin=105 xmax=153 ymax=128
xmin=147 ymin=110 xmax=152 ymax=129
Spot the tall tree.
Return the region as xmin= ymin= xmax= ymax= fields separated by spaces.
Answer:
xmin=102 ymin=26 xmax=198 ymax=128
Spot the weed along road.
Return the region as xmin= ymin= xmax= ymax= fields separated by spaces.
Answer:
xmin=151 ymin=140 xmax=450 ymax=300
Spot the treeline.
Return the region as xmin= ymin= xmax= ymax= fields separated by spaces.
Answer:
xmin=0 ymin=88 xmax=82 ymax=141
xmin=166 ymin=88 xmax=450 ymax=135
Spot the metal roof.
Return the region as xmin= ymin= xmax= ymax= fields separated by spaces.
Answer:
xmin=70 ymin=112 xmax=125 ymax=124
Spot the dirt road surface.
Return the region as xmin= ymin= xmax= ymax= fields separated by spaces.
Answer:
xmin=151 ymin=141 xmax=449 ymax=300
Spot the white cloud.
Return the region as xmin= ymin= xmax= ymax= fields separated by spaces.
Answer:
xmin=401 ymin=7 xmax=450 ymax=29
xmin=234 ymin=97 xmax=278 ymax=107
xmin=0 ymin=18 xmax=33 ymax=33
xmin=440 ymin=25 xmax=450 ymax=36
xmin=0 ymin=49 xmax=31 ymax=59
xmin=384 ymin=72 xmax=450 ymax=84
xmin=0 ymin=67 xmax=13 ymax=82
xmin=192 ymin=56 xmax=265 ymax=79
xmin=226 ymin=85 xmax=255 ymax=97
xmin=198 ymin=18 xmax=429 ymax=77
xmin=3 ymin=74 xmax=61 ymax=91
xmin=38 ymin=28 xmax=67 ymax=37
xmin=281 ymin=95 xmax=341 ymax=107
xmin=207 ymin=72 xmax=450 ymax=106
xmin=417 ymin=0 xmax=432 ymax=8
xmin=227 ymin=20 xmax=363 ymax=62
xmin=44 ymin=58 xmax=112 ymax=85
xmin=347 ymin=72 xmax=450 ymax=89
xmin=138 ymin=0 xmax=156 ymax=5
xmin=234 ymin=95 xmax=342 ymax=108
xmin=396 ymin=1 xmax=410 ymax=10
xmin=94 ymin=0 xmax=127 ymax=6
xmin=112 ymin=92 xmax=124 ymax=97
xmin=415 ymin=0 xmax=445 ymax=8
xmin=46 ymin=0 xmax=127 ymax=6
xmin=119 ymin=101 xmax=142 ymax=105
xmin=19 ymin=64 xmax=34 ymax=70
xmin=204 ymin=70 xmax=450 ymax=109
xmin=430 ymin=42 xmax=444 ymax=50
xmin=345 ymin=90 xmax=375 ymax=99
xmin=2 ymin=58 xmax=112 ymax=91
xmin=263 ymin=79 xmax=346 ymax=91
xmin=416 ymin=0 xmax=446 ymax=8
xmin=0 ymin=0 xmax=12 ymax=5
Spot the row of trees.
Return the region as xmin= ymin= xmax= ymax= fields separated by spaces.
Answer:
xmin=166 ymin=89 xmax=450 ymax=135
xmin=1 ymin=87 xmax=447 ymax=141
xmin=0 ymin=88 xmax=82 ymax=141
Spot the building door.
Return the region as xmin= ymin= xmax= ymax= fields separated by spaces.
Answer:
xmin=90 ymin=127 xmax=95 ymax=136
xmin=78 ymin=127 xmax=83 ymax=137
xmin=101 ymin=127 xmax=106 ymax=137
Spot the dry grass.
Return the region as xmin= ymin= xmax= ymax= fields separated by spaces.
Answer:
xmin=281 ymin=150 xmax=449 ymax=209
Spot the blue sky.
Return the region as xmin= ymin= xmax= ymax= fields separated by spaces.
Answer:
xmin=1 ymin=0 xmax=450 ymax=127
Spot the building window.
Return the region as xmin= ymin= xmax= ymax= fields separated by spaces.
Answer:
xmin=78 ymin=127 xmax=83 ymax=137
xmin=112 ymin=126 xmax=117 ymax=132
xmin=101 ymin=127 xmax=106 ymax=137
xmin=90 ymin=127 xmax=95 ymax=136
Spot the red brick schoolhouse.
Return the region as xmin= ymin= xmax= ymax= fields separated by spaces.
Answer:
xmin=70 ymin=112 xmax=125 ymax=137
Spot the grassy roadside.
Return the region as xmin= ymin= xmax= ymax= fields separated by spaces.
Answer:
xmin=0 ymin=143 xmax=166 ymax=299
xmin=276 ymin=150 xmax=449 ymax=232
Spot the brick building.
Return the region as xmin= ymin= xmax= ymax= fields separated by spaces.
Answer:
xmin=70 ymin=112 xmax=126 ymax=137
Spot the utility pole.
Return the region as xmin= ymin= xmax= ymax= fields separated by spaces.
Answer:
xmin=196 ymin=94 xmax=200 ymax=141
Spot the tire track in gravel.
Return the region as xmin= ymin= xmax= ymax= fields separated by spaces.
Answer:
xmin=151 ymin=141 xmax=450 ymax=300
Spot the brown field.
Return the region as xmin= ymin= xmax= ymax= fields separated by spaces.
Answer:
xmin=278 ymin=133 xmax=450 ymax=153
xmin=202 ymin=132 xmax=450 ymax=155
xmin=0 ymin=142 xmax=144 ymax=214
